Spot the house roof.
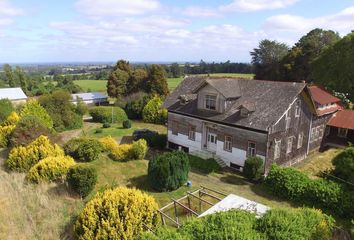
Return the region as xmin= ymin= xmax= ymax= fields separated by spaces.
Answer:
xmin=71 ymin=92 xmax=107 ymax=101
xmin=194 ymin=78 xmax=242 ymax=99
xmin=327 ymin=110 xmax=354 ymax=130
xmin=198 ymin=194 xmax=269 ymax=218
xmin=308 ymin=85 xmax=340 ymax=105
xmin=0 ymin=87 xmax=27 ymax=100
xmin=164 ymin=77 xmax=307 ymax=131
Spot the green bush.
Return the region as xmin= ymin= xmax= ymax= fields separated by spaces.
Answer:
xmin=243 ymin=156 xmax=264 ymax=181
xmin=0 ymin=99 xmax=14 ymax=124
xmin=131 ymin=139 xmax=148 ymax=159
xmin=122 ymin=119 xmax=131 ymax=129
xmin=142 ymin=96 xmax=167 ymax=124
xmin=26 ymin=155 xmax=76 ymax=183
xmin=67 ymin=165 xmax=97 ymax=197
xmin=148 ymin=151 xmax=190 ymax=191
xmin=89 ymin=106 xmax=128 ymax=123
xmin=332 ymin=147 xmax=354 ymax=184
xmin=141 ymin=133 xmax=167 ymax=149
xmin=63 ymin=138 xmax=102 ymax=162
xmin=75 ymin=99 xmax=88 ymax=115
xmin=9 ymin=115 xmax=53 ymax=147
xmin=124 ymin=93 xmax=152 ymax=120
xmin=0 ymin=125 xmax=16 ymax=148
xmin=6 ymin=135 xmax=64 ymax=172
xmin=188 ymin=155 xmax=221 ymax=174
xmin=102 ymin=122 xmax=111 ymax=128
xmin=257 ymin=208 xmax=334 ymax=240
xmin=20 ymin=100 xmax=53 ymax=129
xmin=109 ymin=144 xmax=133 ymax=162
xmin=74 ymin=187 xmax=159 ymax=240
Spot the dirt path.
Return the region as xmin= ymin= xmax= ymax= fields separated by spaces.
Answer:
xmin=58 ymin=122 xmax=100 ymax=144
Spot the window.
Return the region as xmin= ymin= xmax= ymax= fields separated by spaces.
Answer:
xmin=205 ymin=95 xmax=217 ymax=110
xmin=318 ymin=125 xmax=324 ymax=139
xmin=224 ymin=135 xmax=232 ymax=152
xmin=297 ymin=133 xmax=303 ymax=149
xmin=188 ymin=125 xmax=196 ymax=141
xmin=274 ymin=139 xmax=281 ymax=159
xmin=310 ymin=127 xmax=316 ymax=142
xmin=338 ymin=128 xmax=348 ymax=138
xmin=286 ymin=137 xmax=293 ymax=154
xmin=325 ymin=126 xmax=330 ymax=137
xmin=285 ymin=110 xmax=291 ymax=129
xmin=295 ymin=100 xmax=301 ymax=117
xmin=247 ymin=141 xmax=256 ymax=157
xmin=172 ymin=121 xmax=178 ymax=135
xmin=314 ymin=127 xmax=319 ymax=140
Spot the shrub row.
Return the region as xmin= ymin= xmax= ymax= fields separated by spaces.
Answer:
xmin=89 ymin=106 xmax=128 ymax=123
xmin=265 ymin=164 xmax=354 ymax=219
xmin=109 ymin=139 xmax=148 ymax=162
xmin=140 ymin=208 xmax=334 ymax=240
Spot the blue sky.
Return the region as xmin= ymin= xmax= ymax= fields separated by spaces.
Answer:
xmin=0 ymin=0 xmax=353 ymax=63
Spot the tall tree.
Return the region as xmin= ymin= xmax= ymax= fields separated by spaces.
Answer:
xmin=3 ymin=64 xmax=16 ymax=87
xmin=146 ymin=64 xmax=169 ymax=96
xmin=128 ymin=68 xmax=148 ymax=94
xmin=281 ymin=28 xmax=340 ymax=81
xmin=14 ymin=66 xmax=28 ymax=91
xmin=107 ymin=60 xmax=131 ymax=97
xmin=250 ymin=40 xmax=289 ymax=80
xmin=312 ymin=31 xmax=354 ymax=102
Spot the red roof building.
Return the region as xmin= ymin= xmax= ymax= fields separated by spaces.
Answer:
xmin=327 ymin=110 xmax=354 ymax=130
xmin=307 ymin=85 xmax=342 ymax=116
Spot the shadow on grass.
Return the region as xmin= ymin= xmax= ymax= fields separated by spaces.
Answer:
xmin=127 ymin=174 xmax=159 ymax=193
xmin=0 ymin=148 xmax=9 ymax=171
xmin=219 ymin=173 xmax=248 ymax=186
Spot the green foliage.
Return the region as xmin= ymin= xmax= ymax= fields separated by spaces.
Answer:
xmin=142 ymin=96 xmax=167 ymax=124
xmin=38 ymin=90 xmax=83 ymax=131
xmin=20 ymin=100 xmax=53 ymax=129
xmin=0 ymin=99 xmax=14 ymax=124
xmin=107 ymin=60 xmax=131 ymax=98
xmin=331 ymin=147 xmax=354 ymax=184
xmin=2 ymin=111 xmax=20 ymax=126
xmin=98 ymin=136 xmax=119 ymax=152
xmin=257 ymin=208 xmax=334 ymax=240
xmin=89 ymin=106 xmax=128 ymax=123
xmin=188 ymin=155 xmax=221 ymax=174
xmin=26 ymin=156 xmax=76 ymax=183
xmin=265 ymin=164 xmax=354 ymax=218
xmin=109 ymin=144 xmax=133 ymax=162
xmin=122 ymin=119 xmax=131 ymax=129
xmin=102 ymin=122 xmax=111 ymax=128
xmin=146 ymin=64 xmax=169 ymax=96
xmin=131 ymin=139 xmax=148 ymax=160
xmin=74 ymin=187 xmax=159 ymax=240
xmin=95 ymin=128 xmax=103 ymax=134
xmin=139 ymin=228 xmax=188 ymax=240
xmin=243 ymin=156 xmax=264 ymax=181
xmin=75 ymin=99 xmax=88 ymax=115
xmin=0 ymin=125 xmax=16 ymax=147
xmin=67 ymin=165 xmax=97 ymax=197
xmin=250 ymin=39 xmax=289 ymax=80
xmin=9 ymin=115 xmax=53 ymax=147
xmin=63 ymin=138 xmax=102 ymax=162
xmin=6 ymin=135 xmax=64 ymax=172
xmin=149 ymin=133 xmax=167 ymax=149
xmin=148 ymin=151 xmax=190 ymax=191
xmin=123 ymin=92 xmax=152 ymax=119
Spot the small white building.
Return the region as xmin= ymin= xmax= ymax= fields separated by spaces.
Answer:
xmin=0 ymin=87 xmax=28 ymax=105
xmin=71 ymin=92 xmax=108 ymax=105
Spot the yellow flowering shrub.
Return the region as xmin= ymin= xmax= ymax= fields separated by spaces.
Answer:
xmin=2 ymin=112 xmax=20 ymax=126
xmin=6 ymin=135 xmax=64 ymax=172
xmin=131 ymin=139 xmax=148 ymax=159
xmin=99 ymin=136 xmax=119 ymax=152
xmin=109 ymin=144 xmax=133 ymax=162
xmin=26 ymin=155 xmax=76 ymax=183
xmin=74 ymin=187 xmax=159 ymax=240
xmin=0 ymin=125 xmax=16 ymax=147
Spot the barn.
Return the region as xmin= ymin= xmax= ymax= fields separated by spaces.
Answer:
xmin=71 ymin=92 xmax=108 ymax=105
xmin=0 ymin=87 xmax=28 ymax=105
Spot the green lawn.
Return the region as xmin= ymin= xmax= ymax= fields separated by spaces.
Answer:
xmin=73 ymin=80 xmax=106 ymax=92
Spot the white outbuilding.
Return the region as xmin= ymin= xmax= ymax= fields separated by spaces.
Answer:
xmin=71 ymin=92 xmax=108 ymax=105
xmin=0 ymin=87 xmax=28 ymax=105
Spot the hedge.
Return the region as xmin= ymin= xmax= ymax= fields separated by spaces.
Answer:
xmin=63 ymin=138 xmax=102 ymax=162
xmin=89 ymin=106 xmax=128 ymax=123
xmin=6 ymin=135 xmax=64 ymax=172
xmin=243 ymin=156 xmax=264 ymax=181
xmin=26 ymin=155 xmax=76 ymax=183
xmin=265 ymin=164 xmax=354 ymax=219
xmin=332 ymin=147 xmax=354 ymax=184
xmin=67 ymin=165 xmax=97 ymax=198
xmin=74 ymin=187 xmax=159 ymax=240
xmin=148 ymin=151 xmax=190 ymax=191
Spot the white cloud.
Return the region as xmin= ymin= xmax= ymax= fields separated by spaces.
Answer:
xmin=0 ymin=0 xmax=24 ymax=16
xmin=183 ymin=6 xmax=220 ymax=17
xmin=75 ymin=0 xmax=160 ymax=17
xmin=0 ymin=18 xmax=13 ymax=26
xmin=219 ymin=0 xmax=299 ymax=12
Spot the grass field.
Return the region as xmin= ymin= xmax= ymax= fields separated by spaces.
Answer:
xmin=73 ymin=73 xmax=254 ymax=93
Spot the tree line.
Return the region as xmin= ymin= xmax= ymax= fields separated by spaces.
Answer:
xmin=250 ymin=28 xmax=354 ymax=102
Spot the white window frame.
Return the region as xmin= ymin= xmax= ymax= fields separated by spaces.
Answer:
xmin=338 ymin=128 xmax=348 ymax=138
xmin=224 ymin=135 xmax=232 ymax=152
xmin=297 ymin=133 xmax=303 ymax=149
xmin=285 ymin=110 xmax=291 ymax=130
xmin=188 ymin=125 xmax=196 ymax=141
xmin=274 ymin=139 xmax=281 ymax=159
xmin=247 ymin=141 xmax=256 ymax=157
xmin=286 ymin=137 xmax=293 ymax=154
xmin=310 ymin=127 xmax=315 ymax=142
xmin=295 ymin=100 xmax=301 ymax=117
xmin=205 ymin=95 xmax=217 ymax=110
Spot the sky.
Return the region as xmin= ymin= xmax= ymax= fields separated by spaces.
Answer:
xmin=0 ymin=0 xmax=353 ymax=63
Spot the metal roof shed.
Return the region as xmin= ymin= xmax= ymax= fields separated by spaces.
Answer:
xmin=0 ymin=87 xmax=27 ymax=101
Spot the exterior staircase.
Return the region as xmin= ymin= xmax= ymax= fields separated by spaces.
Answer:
xmin=190 ymin=150 xmax=228 ymax=168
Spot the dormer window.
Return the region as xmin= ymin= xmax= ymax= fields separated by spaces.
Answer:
xmin=240 ymin=108 xmax=249 ymax=117
xmin=205 ymin=95 xmax=216 ymax=110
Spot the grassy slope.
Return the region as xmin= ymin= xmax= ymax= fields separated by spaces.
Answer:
xmin=73 ymin=80 xmax=106 ymax=92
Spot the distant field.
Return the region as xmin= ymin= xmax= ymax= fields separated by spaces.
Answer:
xmin=72 ymin=73 xmax=254 ymax=93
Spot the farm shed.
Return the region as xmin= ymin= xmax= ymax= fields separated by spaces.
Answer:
xmin=0 ymin=87 xmax=27 ymax=105
xmin=71 ymin=92 xmax=108 ymax=105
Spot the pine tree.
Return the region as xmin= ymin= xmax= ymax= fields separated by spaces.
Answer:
xmin=146 ymin=64 xmax=169 ymax=96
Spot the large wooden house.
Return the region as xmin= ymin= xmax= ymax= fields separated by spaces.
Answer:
xmin=163 ymin=77 xmax=342 ymax=172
